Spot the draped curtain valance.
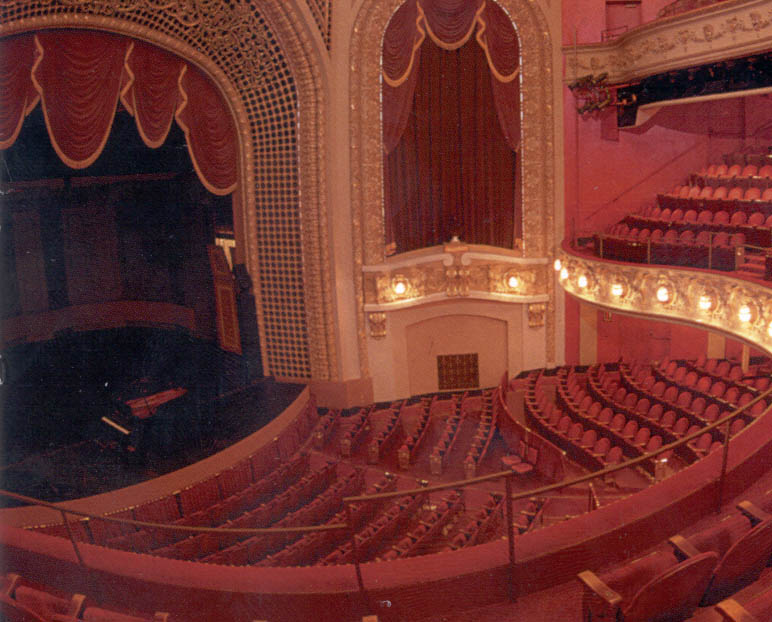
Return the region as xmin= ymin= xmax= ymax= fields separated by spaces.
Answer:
xmin=382 ymin=0 xmax=521 ymax=154
xmin=0 ymin=31 xmax=237 ymax=195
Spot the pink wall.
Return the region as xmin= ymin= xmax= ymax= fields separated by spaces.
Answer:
xmin=597 ymin=312 xmax=709 ymax=363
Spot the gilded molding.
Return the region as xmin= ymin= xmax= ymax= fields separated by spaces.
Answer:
xmin=350 ymin=0 xmax=557 ymax=375
xmin=557 ymin=246 xmax=772 ymax=356
xmin=0 ymin=0 xmax=337 ymax=381
xmin=363 ymin=244 xmax=550 ymax=309
xmin=367 ymin=312 xmax=387 ymax=339
xmin=564 ymin=0 xmax=772 ymax=84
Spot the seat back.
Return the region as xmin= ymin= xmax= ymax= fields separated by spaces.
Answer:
xmin=704 ymin=519 xmax=772 ymax=605
xmin=622 ymin=552 xmax=718 ymax=622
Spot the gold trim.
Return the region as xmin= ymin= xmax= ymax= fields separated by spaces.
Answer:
xmin=564 ymin=0 xmax=772 ymax=84
xmin=350 ymin=0 xmax=557 ymax=375
xmin=558 ymin=247 xmax=772 ymax=356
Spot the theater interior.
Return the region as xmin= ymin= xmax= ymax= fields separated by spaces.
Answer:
xmin=4 ymin=0 xmax=772 ymax=620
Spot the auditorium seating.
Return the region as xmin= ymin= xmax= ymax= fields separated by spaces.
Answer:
xmin=367 ymin=401 xmax=404 ymax=464
xmin=462 ymin=390 xmax=498 ymax=478
xmin=339 ymin=406 xmax=375 ymax=457
xmin=1 ymin=574 xmax=170 ymax=622
xmin=397 ymin=398 xmax=432 ymax=469
xmin=428 ymin=393 xmax=466 ymax=475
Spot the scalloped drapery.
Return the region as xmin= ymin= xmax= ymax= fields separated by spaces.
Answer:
xmin=382 ymin=0 xmax=520 ymax=154
xmin=0 ymin=31 xmax=237 ymax=195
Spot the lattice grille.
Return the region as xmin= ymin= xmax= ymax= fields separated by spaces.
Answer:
xmin=0 ymin=0 xmax=312 ymax=378
xmin=437 ymin=353 xmax=479 ymax=391
xmin=304 ymin=0 xmax=332 ymax=50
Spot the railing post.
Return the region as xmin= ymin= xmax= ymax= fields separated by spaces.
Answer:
xmin=346 ymin=503 xmax=366 ymax=598
xmin=505 ymin=474 xmax=516 ymax=602
xmin=59 ymin=510 xmax=86 ymax=567
xmin=717 ymin=417 xmax=733 ymax=513
xmin=708 ymin=232 xmax=713 ymax=269
xmin=647 ymin=239 xmax=651 ymax=264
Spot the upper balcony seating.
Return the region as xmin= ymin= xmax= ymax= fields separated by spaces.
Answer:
xmin=657 ymin=0 xmax=730 ymax=20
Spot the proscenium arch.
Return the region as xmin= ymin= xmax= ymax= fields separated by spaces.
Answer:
xmin=0 ymin=1 xmax=337 ymax=381
xmin=350 ymin=0 xmax=558 ymax=376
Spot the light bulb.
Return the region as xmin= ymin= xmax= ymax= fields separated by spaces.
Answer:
xmin=553 ymin=258 xmax=562 ymax=272
xmin=739 ymin=304 xmax=752 ymax=323
xmin=698 ymin=295 xmax=713 ymax=311
xmin=656 ymin=286 xmax=669 ymax=303
xmin=507 ymin=275 xmax=519 ymax=289
xmin=560 ymin=267 xmax=568 ymax=280
xmin=577 ymin=274 xmax=588 ymax=289
xmin=611 ymin=283 xmax=624 ymax=297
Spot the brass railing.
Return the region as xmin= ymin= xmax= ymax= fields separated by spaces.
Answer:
xmin=2 ymin=383 xmax=771 ymax=603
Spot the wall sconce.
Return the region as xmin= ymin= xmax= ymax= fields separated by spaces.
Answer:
xmin=505 ymin=271 xmax=520 ymax=291
xmin=391 ymin=275 xmax=409 ymax=297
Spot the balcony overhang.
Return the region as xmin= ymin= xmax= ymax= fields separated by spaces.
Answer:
xmin=557 ymin=242 xmax=772 ymax=356
xmin=564 ymin=0 xmax=772 ymax=85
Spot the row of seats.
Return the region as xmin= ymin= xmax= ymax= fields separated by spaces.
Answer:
xmin=578 ymin=499 xmax=772 ymax=621
xmin=443 ymin=494 xmax=504 ymax=551
xmin=379 ymin=491 xmax=464 ymax=561
xmin=397 ymin=398 xmax=432 ymax=469
xmin=607 ymin=223 xmax=748 ymax=247
xmin=1 ymin=573 xmax=169 ymax=622
xmin=320 ymin=493 xmax=426 ymax=565
xmin=642 ymin=203 xmax=772 ymax=225
xmin=339 ymin=406 xmax=375 ymax=458
xmin=200 ymin=467 xmax=364 ymax=566
xmin=657 ymin=0 xmax=730 ymax=20
xmin=462 ymin=391 xmax=497 ymax=478
xmin=595 ymin=231 xmax=738 ymax=272
xmin=367 ymin=402 xmax=403 ymax=464
xmin=649 ymin=362 xmax=765 ymax=422
xmin=687 ymin=356 xmax=771 ymax=392
xmin=312 ymin=408 xmax=341 ymax=450
xmin=256 ymin=472 xmax=398 ymax=567
xmin=152 ymin=460 xmax=338 ymax=561
xmin=429 ymin=394 xmax=465 ymax=476
xmin=526 ymin=372 xmax=631 ymax=472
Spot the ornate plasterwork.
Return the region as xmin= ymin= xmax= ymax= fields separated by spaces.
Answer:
xmin=363 ymin=243 xmax=549 ymax=311
xmin=564 ymin=0 xmax=772 ymax=84
xmin=351 ymin=0 xmax=557 ymax=374
xmin=557 ymin=246 xmax=772 ymax=356
xmin=0 ymin=0 xmax=338 ymax=381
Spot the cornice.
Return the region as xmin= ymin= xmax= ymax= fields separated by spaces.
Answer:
xmin=564 ymin=0 xmax=772 ymax=84
xmin=557 ymin=243 xmax=772 ymax=356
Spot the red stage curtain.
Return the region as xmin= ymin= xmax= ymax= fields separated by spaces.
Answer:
xmin=477 ymin=0 xmax=521 ymax=151
xmin=384 ymin=38 xmax=516 ymax=252
xmin=176 ymin=65 xmax=239 ymax=196
xmin=0 ymin=34 xmax=38 ymax=149
xmin=121 ymin=41 xmax=184 ymax=149
xmin=31 ymin=31 xmax=129 ymax=169
xmin=382 ymin=0 xmax=424 ymax=154
xmin=421 ymin=0 xmax=483 ymax=49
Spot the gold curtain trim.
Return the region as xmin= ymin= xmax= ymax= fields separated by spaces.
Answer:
xmin=175 ymin=64 xmax=237 ymax=196
xmin=120 ymin=44 xmax=180 ymax=149
xmin=421 ymin=0 xmax=485 ymax=51
xmin=475 ymin=12 xmax=520 ymax=83
xmin=30 ymin=35 xmax=130 ymax=170
xmin=382 ymin=4 xmax=427 ymax=88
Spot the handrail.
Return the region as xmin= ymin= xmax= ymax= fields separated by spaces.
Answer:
xmin=1 ymin=379 xmax=770 ymax=604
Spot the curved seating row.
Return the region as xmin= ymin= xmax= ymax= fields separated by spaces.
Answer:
xmin=462 ymin=391 xmax=498 ymax=478
xmin=443 ymin=493 xmax=504 ymax=551
xmin=320 ymin=492 xmax=427 ymax=565
xmin=367 ymin=401 xmax=404 ymax=464
xmin=256 ymin=472 xmax=398 ymax=567
xmin=312 ymin=408 xmax=341 ymax=450
xmin=152 ymin=460 xmax=338 ymax=561
xmin=379 ymin=490 xmax=464 ymax=561
xmin=397 ymin=398 xmax=432 ymax=469
xmin=429 ymin=394 xmax=465 ymax=476
xmin=339 ymin=405 xmax=375 ymax=458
